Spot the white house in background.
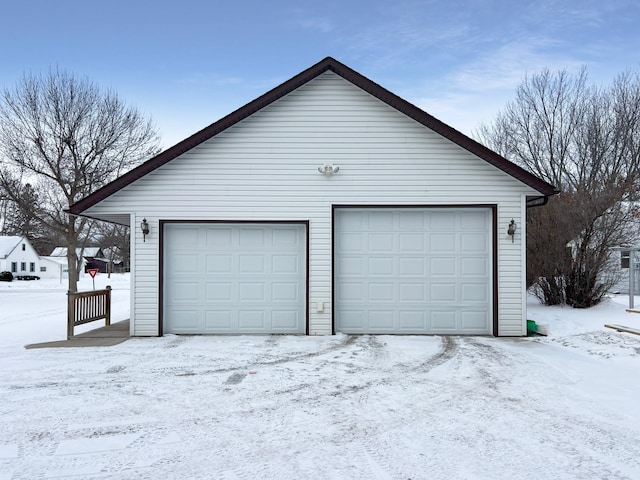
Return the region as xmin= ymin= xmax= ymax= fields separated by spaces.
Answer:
xmin=38 ymin=256 xmax=67 ymax=281
xmin=68 ymin=57 xmax=558 ymax=337
xmin=0 ymin=236 xmax=41 ymax=278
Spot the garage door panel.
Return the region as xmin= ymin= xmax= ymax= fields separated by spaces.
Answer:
xmin=239 ymin=228 xmax=265 ymax=247
xmin=399 ymin=257 xmax=426 ymax=276
xmin=239 ymin=282 xmax=266 ymax=301
xmin=369 ymin=310 xmax=395 ymax=329
xmin=461 ymin=283 xmax=489 ymax=302
xmin=430 ymin=283 xmax=456 ymax=302
xmin=172 ymin=227 xmax=199 ymax=246
xmin=460 ymin=211 xmax=488 ymax=229
xmin=337 ymin=256 xmax=363 ymax=275
xmin=205 ymin=310 xmax=232 ymax=330
xmin=398 ymin=211 xmax=425 ymax=229
xmin=339 ymin=210 xmax=364 ymax=228
xmin=369 ymin=212 xmax=394 ymax=230
xmin=164 ymin=223 xmax=306 ymax=334
xmin=206 ymin=282 xmax=232 ymax=301
xmin=461 ymin=233 xmax=487 ymax=252
xmin=461 ymin=257 xmax=487 ymax=276
xmin=338 ymin=233 xmax=363 ymax=251
xmin=430 ymin=233 xmax=456 ymax=252
xmin=206 ymin=228 xmax=232 ymax=246
xmin=272 ymin=255 xmax=299 ymax=274
xmin=238 ymin=311 xmax=265 ymax=329
xmin=172 ymin=310 xmax=199 ymax=330
xmin=272 ymin=311 xmax=298 ymax=329
xmin=239 ymin=255 xmax=265 ymax=273
xmin=272 ymin=227 xmax=300 ymax=246
xmin=369 ymin=282 xmax=394 ymax=301
xmin=369 ymin=233 xmax=394 ymax=251
xmin=431 ymin=311 xmax=457 ymax=330
xmin=171 ymin=282 xmax=200 ymax=302
xmin=430 ymin=257 xmax=456 ymax=276
xmin=206 ymin=255 xmax=232 ymax=273
xmin=430 ymin=211 xmax=456 ymax=229
xmin=368 ymin=257 xmax=394 ymax=275
xmin=339 ymin=310 xmax=365 ymax=331
xmin=272 ymin=282 xmax=298 ymax=301
xmin=461 ymin=311 xmax=489 ymax=330
xmin=399 ymin=283 xmax=425 ymax=301
xmin=399 ymin=311 xmax=426 ymax=329
xmin=335 ymin=208 xmax=491 ymax=334
xmin=399 ymin=233 xmax=425 ymax=252
xmin=172 ymin=254 xmax=200 ymax=274
xmin=338 ymin=282 xmax=364 ymax=301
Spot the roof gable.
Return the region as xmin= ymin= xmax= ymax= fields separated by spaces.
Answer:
xmin=69 ymin=57 xmax=557 ymax=215
xmin=0 ymin=236 xmax=23 ymax=258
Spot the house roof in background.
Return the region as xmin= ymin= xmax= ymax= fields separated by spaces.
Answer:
xmin=49 ymin=247 xmax=102 ymax=258
xmin=0 ymin=236 xmax=24 ymax=258
xmin=68 ymin=57 xmax=559 ymax=216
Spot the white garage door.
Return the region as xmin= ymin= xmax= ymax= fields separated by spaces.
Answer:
xmin=164 ymin=223 xmax=306 ymax=334
xmin=335 ymin=208 xmax=492 ymax=334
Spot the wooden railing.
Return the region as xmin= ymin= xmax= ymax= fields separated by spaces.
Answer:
xmin=67 ymin=286 xmax=112 ymax=339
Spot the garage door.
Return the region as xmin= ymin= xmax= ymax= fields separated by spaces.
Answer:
xmin=163 ymin=223 xmax=306 ymax=334
xmin=334 ymin=208 xmax=492 ymax=334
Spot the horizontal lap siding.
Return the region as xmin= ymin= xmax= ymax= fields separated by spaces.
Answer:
xmin=86 ymin=72 xmax=538 ymax=336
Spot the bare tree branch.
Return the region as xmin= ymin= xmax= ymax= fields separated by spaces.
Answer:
xmin=476 ymin=67 xmax=640 ymax=307
xmin=0 ymin=68 xmax=160 ymax=291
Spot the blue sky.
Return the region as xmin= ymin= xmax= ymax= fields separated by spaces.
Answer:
xmin=1 ymin=0 xmax=638 ymax=148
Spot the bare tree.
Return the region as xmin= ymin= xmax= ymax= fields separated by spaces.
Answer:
xmin=477 ymin=67 xmax=640 ymax=307
xmin=0 ymin=68 xmax=159 ymax=291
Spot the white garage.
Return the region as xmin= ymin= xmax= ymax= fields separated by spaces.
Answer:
xmin=163 ymin=223 xmax=307 ymax=334
xmin=334 ymin=208 xmax=493 ymax=334
xmin=69 ymin=58 xmax=557 ymax=337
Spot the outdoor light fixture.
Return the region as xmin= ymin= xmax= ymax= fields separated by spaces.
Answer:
xmin=507 ymin=219 xmax=517 ymax=242
xmin=140 ymin=218 xmax=149 ymax=242
xmin=318 ymin=164 xmax=340 ymax=176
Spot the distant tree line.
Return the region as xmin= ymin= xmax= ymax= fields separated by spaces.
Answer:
xmin=478 ymin=67 xmax=640 ymax=307
xmin=0 ymin=68 xmax=159 ymax=291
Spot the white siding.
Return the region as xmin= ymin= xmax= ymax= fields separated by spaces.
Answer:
xmin=84 ymin=71 xmax=539 ymax=336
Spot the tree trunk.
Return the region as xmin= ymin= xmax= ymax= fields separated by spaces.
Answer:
xmin=66 ymin=227 xmax=79 ymax=293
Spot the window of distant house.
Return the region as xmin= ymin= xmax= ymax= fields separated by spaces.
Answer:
xmin=11 ymin=262 xmax=17 ymax=272
xmin=20 ymin=262 xmax=26 ymax=271
xmin=40 ymin=266 xmax=47 ymax=272
xmin=622 ymin=250 xmax=631 ymax=269
xmin=30 ymin=262 xmax=35 ymax=272
xmin=22 ymin=244 xmax=25 ymax=251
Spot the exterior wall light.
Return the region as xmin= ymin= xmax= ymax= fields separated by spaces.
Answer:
xmin=507 ymin=219 xmax=517 ymax=242
xmin=318 ymin=164 xmax=339 ymax=175
xmin=140 ymin=218 xmax=150 ymax=242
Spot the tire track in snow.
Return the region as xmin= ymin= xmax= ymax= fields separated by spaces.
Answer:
xmin=278 ymin=335 xmax=460 ymax=404
xmin=411 ymin=335 xmax=458 ymax=372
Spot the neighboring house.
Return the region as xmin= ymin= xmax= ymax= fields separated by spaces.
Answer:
xmin=49 ymin=247 xmax=105 ymax=273
xmin=0 ymin=236 xmax=41 ymax=279
xmin=39 ymin=256 xmax=67 ymax=281
xmin=68 ymin=57 xmax=557 ymax=337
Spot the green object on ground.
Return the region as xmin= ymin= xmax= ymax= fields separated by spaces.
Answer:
xmin=527 ymin=319 xmax=537 ymax=335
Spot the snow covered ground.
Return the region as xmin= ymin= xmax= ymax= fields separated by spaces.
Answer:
xmin=1 ymin=275 xmax=640 ymax=479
